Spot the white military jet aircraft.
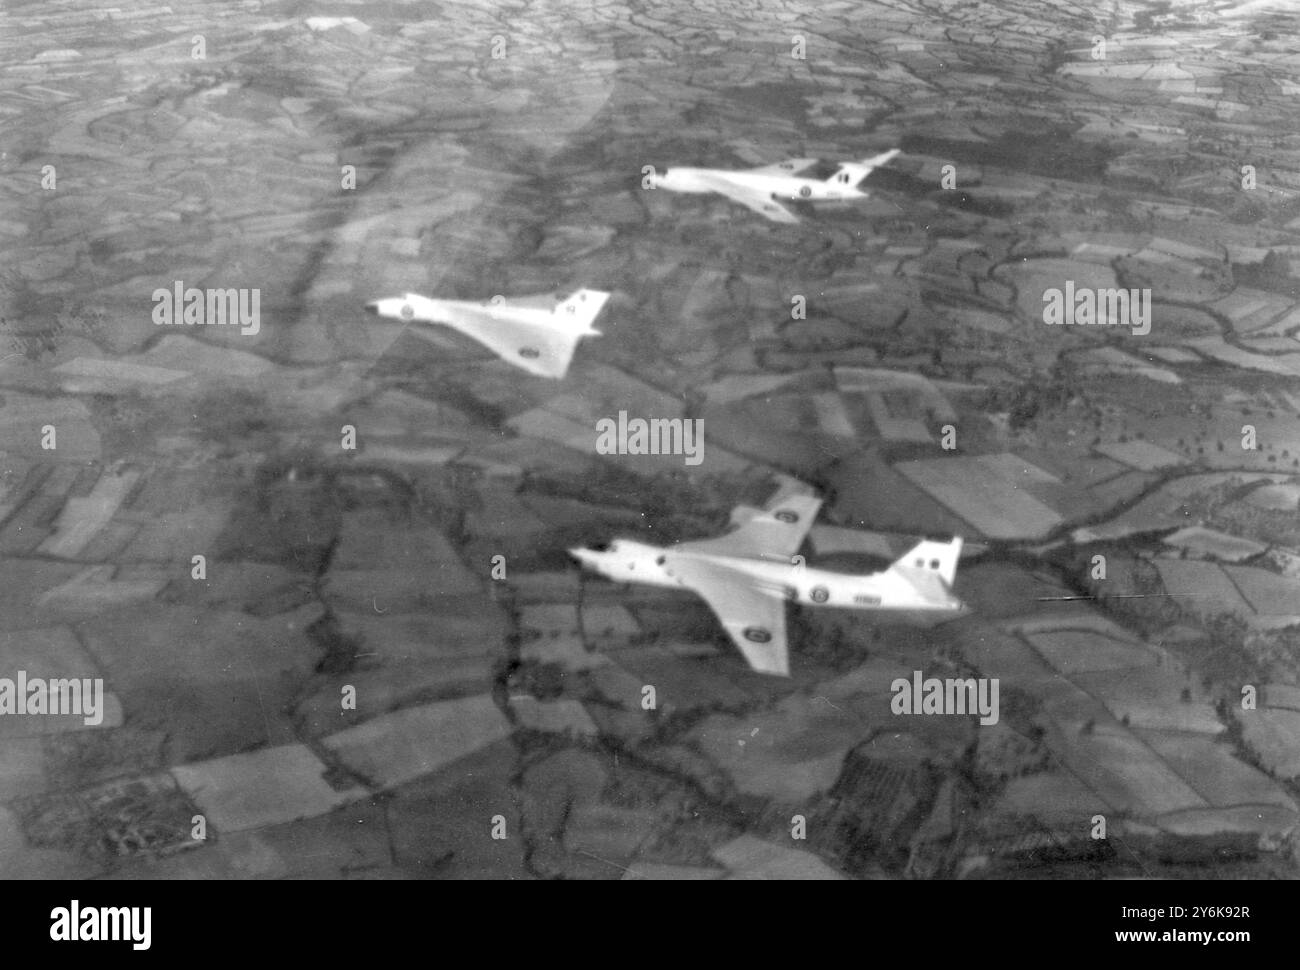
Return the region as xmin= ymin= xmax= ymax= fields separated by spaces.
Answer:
xmin=570 ymin=487 xmax=965 ymax=675
xmin=364 ymin=289 xmax=610 ymax=379
xmin=647 ymin=149 xmax=901 ymax=224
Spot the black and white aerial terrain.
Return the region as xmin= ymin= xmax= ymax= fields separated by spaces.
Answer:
xmin=2 ymin=0 xmax=1299 ymax=881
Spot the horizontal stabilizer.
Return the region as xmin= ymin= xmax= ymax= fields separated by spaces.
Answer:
xmin=828 ymin=148 xmax=901 ymax=186
xmin=554 ymin=289 xmax=611 ymax=333
xmin=892 ymin=536 xmax=962 ymax=588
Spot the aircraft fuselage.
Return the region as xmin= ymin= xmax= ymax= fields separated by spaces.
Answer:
xmin=653 ymin=168 xmax=867 ymax=202
xmin=570 ymin=539 xmax=963 ymax=613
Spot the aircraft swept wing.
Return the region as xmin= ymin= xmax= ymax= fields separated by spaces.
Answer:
xmin=661 ymin=554 xmax=791 ymax=675
xmin=451 ymin=307 xmax=591 ymax=379
xmin=693 ymin=171 xmax=801 ymax=224
xmin=678 ymin=492 xmax=823 ymax=561
xmin=368 ymin=289 xmax=609 ymax=379
xmin=745 ymin=157 xmax=820 ymax=176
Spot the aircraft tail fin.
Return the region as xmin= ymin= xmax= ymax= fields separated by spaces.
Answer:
xmin=829 ymin=148 xmax=901 ymax=187
xmin=555 ymin=289 xmax=611 ymax=333
xmin=891 ymin=536 xmax=962 ymax=589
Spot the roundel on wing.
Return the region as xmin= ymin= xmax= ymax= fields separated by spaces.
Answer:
xmin=810 ymin=585 xmax=830 ymax=604
xmin=518 ymin=346 xmax=541 ymax=359
xmin=743 ymin=627 xmax=772 ymax=644
xmin=799 ymin=185 xmax=812 ymax=198
xmin=774 ymin=509 xmax=799 ymax=523
xmin=399 ymin=304 xmax=414 ymax=320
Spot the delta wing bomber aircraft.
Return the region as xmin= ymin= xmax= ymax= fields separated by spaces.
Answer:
xmin=365 ymin=288 xmax=611 ymax=379
xmin=647 ymin=148 xmax=901 ymax=224
xmin=570 ymin=487 xmax=966 ymax=676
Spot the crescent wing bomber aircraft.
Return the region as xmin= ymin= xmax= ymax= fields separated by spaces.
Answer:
xmin=364 ymin=288 xmax=610 ymax=379
xmin=570 ymin=485 xmax=966 ymax=676
xmin=648 ymin=148 xmax=901 ymax=224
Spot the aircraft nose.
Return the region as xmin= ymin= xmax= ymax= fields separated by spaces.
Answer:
xmin=571 ymin=546 xmax=613 ymax=571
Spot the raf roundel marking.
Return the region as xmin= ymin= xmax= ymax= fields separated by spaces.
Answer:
xmin=774 ymin=509 xmax=799 ymax=523
xmin=400 ymin=304 xmax=414 ymax=320
xmin=743 ymin=627 xmax=772 ymax=644
xmin=799 ymin=184 xmax=812 ymax=198
xmin=518 ymin=346 xmax=541 ymax=359
xmin=810 ymin=585 xmax=830 ymax=604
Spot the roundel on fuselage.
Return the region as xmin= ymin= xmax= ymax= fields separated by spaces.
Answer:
xmin=400 ymin=304 xmax=414 ymax=320
xmin=774 ymin=509 xmax=799 ymax=523
xmin=799 ymin=185 xmax=812 ymax=198
xmin=743 ymin=627 xmax=772 ymax=644
xmin=810 ymin=585 xmax=830 ymax=604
